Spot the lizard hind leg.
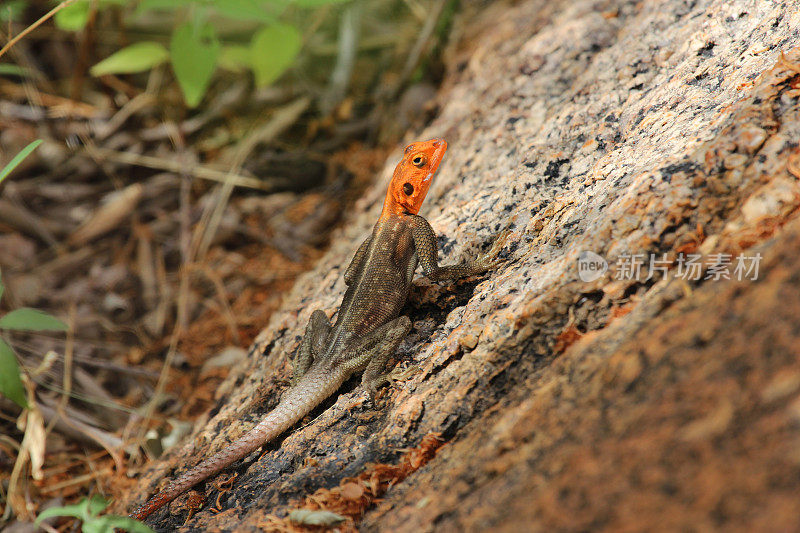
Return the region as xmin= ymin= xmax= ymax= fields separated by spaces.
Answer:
xmin=292 ymin=309 xmax=332 ymax=382
xmin=340 ymin=316 xmax=412 ymax=399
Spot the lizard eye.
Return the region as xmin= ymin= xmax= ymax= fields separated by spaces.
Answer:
xmin=403 ymin=183 xmax=414 ymax=195
xmin=412 ymin=155 xmax=427 ymax=168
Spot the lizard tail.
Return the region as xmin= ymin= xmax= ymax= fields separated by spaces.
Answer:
xmin=129 ymin=367 xmax=346 ymax=521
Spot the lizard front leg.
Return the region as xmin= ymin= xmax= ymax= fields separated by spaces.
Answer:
xmin=344 ymin=237 xmax=371 ymax=286
xmin=409 ymin=215 xmax=510 ymax=281
xmin=292 ymin=309 xmax=331 ymax=381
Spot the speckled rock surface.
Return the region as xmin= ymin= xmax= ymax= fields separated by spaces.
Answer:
xmin=127 ymin=0 xmax=800 ymax=530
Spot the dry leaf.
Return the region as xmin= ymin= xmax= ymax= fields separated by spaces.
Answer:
xmin=26 ymin=407 xmax=46 ymax=480
xmin=68 ymin=183 xmax=143 ymax=246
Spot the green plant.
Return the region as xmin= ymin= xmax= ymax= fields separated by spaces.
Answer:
xmin=35 ymin=495 xmax=155 ymax=533
xmin=0 ymin=273 xmax=68 ymax=409
xmin=55 ymin=0 xmax=347 ymax=107
xmin=0 ymin=139 xmax=42 ymax=186
xmin=0 ymin=139 xmax=66 ymax=410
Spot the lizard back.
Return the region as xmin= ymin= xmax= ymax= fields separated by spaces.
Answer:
xmin=324 ymin=215 xmax=418 ymax=357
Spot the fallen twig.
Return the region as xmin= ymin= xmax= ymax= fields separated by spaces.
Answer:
xmin=81 ymin=145 xmax=275 ymax=191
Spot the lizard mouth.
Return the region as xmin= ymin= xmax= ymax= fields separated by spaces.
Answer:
xmin=423 ymin=139 xmax=448 ymax=183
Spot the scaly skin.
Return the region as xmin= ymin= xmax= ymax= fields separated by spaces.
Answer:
xmin=129 ymin=138 xmax=508 ymax=521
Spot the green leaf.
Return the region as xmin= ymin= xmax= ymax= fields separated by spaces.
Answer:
xmin=36 ymin=498 xmax=91 ymax=524
xmin=53 ymin=0 xmax=124 ymax=29
xmin=0 ymin=63 xmax=29 ymax=77
xmin=54 ymin=0 xmax=90 ymax=31
xmin=292 ymin=0 xmax=350 ymax=7
xmin=218 ymin=45 xmax=251 ymax=72
xmin=0 ymin=139 xmax=42 ymax=186
xmin=250 ymin=23 xmax=301 ymax=87
xmin=101 ymin=515 xmax=157 ymax=533
xmin=36 ymin=504 xmax=83 ymax=523
xmin=35 ymin=494 xmax=154 ymax=533
xmin=86 ymin=494 xmax=110 ymax=516
xmin=82 ymin=521 xmax=106 ymax=533
xmin=137 ymin=0 xmax=177 ymax=9
xmin=0 ymin=338 xmax=27 ymax=409
xmin=35 ymin=496 xmax=125 ymax=531
xmin=0 ymin=308 xmax=68 ymax=332
xmin=170 ymin=21 xmax=220 ymax=107
xmin=90 ymin=42 xmax=169 ymax=77
xmin=214 ymin=0 xmax=276 ymax=22
xmin=134 ymin=0 xmax=194 ymax=17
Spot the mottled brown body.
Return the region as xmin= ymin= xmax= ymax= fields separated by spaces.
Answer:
xmin=324 ymin=215 xmax=419 ymax=357
xmin=129 ymin=139 xmax=508 ymax=522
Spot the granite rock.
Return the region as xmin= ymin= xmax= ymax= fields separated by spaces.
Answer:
xmin=128 ymin=0 xmax=800 ymax=530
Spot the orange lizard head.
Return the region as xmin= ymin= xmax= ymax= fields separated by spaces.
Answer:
xmin=381 ymin=138 xmax=448 ymax=218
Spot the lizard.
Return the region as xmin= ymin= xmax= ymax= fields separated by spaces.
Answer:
xmin=129 ymin=138 xmax=509 ymax=521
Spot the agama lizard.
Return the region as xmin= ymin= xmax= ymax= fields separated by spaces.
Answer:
xmin=129 ymin=138 xmax=508 ymax=521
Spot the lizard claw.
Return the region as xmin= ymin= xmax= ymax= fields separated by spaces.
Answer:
xmin=362 ymin=363 xmax=418 ymax=401
xmin=362 ymin=378 xmax=387 ymax=402
xmin=478 ymin=226 xmax=513 ymax=269
xmin=388 ymin=363 xmax=421 ymax=382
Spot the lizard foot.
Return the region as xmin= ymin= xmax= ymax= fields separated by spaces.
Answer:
xmin=388 ymin=363 xmax=421 ymax=382
xmin=363 ymin=363 xmax=420 ymax=400
xmin=363 ymin=378 xmax=389 ymax=402
xmin=477 ymin=225 xmax=513 ymax=269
